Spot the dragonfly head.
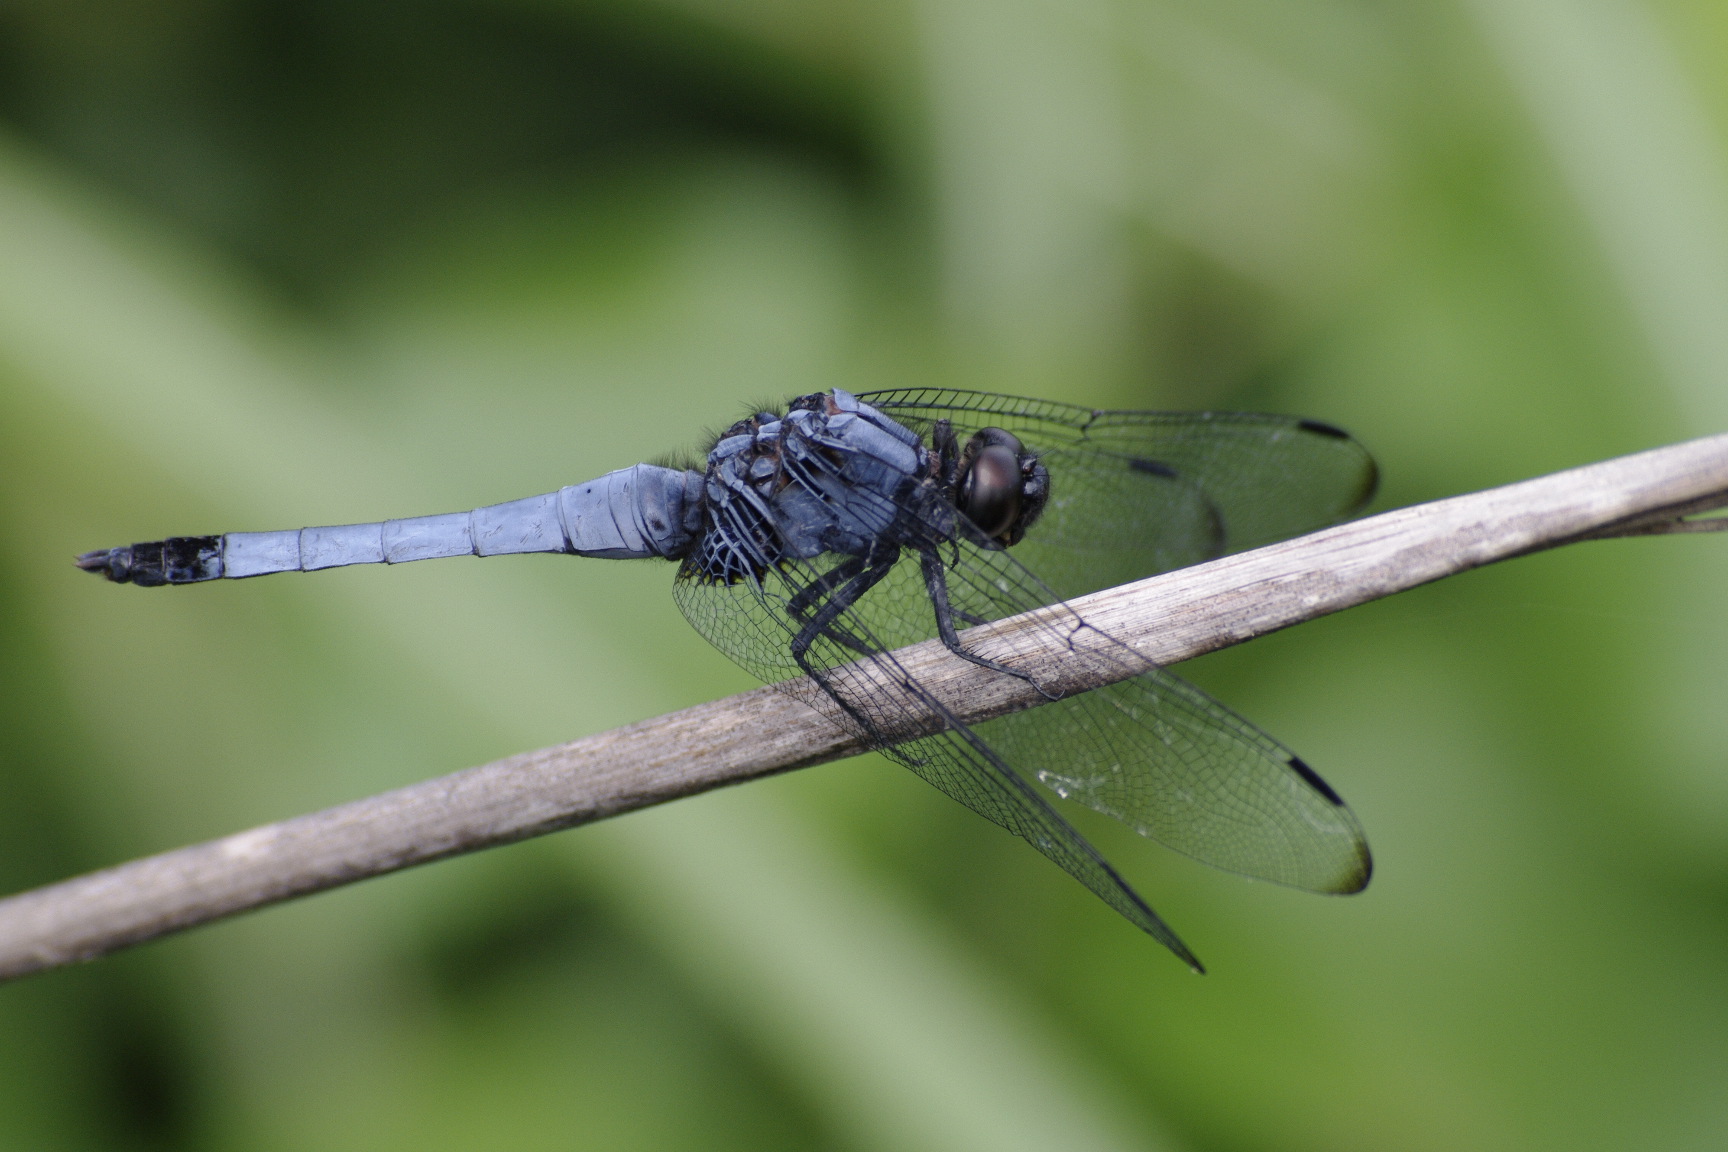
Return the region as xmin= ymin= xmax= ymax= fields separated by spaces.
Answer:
xmin=957 ymin=428 xmax=1048 ymax=546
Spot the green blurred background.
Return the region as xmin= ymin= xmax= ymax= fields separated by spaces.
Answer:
xmin=2 ymin=0 xmax=1728 ymax=1148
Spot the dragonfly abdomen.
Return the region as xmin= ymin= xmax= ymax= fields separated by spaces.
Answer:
xmin=77 ymin=463 xmax=706 ymax=585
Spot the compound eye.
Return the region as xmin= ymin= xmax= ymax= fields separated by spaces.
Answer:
xmin=959 ymin=443 xmax=1022 ymax=539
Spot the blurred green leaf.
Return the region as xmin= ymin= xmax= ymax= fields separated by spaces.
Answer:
xmin=3 ymin=1 xmax=1728 ymax=1149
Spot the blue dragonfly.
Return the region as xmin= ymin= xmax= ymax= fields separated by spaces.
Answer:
xmin=79 ymin=389 xmax=1377 ymax=969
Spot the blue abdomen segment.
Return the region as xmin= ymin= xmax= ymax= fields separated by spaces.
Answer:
xmin=77 ymin=464 xmax=705 ymax=585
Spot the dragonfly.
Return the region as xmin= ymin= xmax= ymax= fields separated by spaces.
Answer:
xmin=78 ymin=388 xmax=1377 ymax=970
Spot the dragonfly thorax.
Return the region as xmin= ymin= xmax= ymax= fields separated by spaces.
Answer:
xmin=687 ymin=390 xmax=952 ymax=584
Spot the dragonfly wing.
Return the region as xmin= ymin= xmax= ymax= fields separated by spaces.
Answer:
xmin=913 ymin=537 xmax=1370 ymax=891
xmin=1012 ymin=444 xmax=1224 ymax=602
xmin=860 ymin=389 xmax=1378 ymax=599
xmin=980 ymin=670 xmax=1370 ymax=893
xmin=673 ymin=554 xmax=1204 ymax=968
xmin=672 ymin=388 xmax=1375 ymax=956
xmin=883 ymin=721 xmax=1202 ymax=967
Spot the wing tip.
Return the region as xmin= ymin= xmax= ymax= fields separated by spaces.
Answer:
xmin=1344 ymin=842 xmax=1374 ymax=893
xmin=1284 ymin=755 xmax=1374 ymax=894
xmin=1352 ymin=456 xmax=1381 ymax=512
xmin=1148 ymin=923 xmax=1206 ymax=973
xmin=1131 ymin=905 xmax=1207 ymax=972
xmin=1317 ymin=841 xmax=1374 ymax=895
xmin=1295 ymin=418 xmax=1379 ymax=513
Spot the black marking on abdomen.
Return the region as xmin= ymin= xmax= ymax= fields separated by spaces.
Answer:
xmin=76 ymin=536 xmax=223 ymax=586
xmin=1287 ymin=755 xmax=1345 ymax=806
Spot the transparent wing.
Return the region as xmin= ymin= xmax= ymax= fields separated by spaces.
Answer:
xmin=673 ymin=392 xmax=1373 ymax=955
xmin=922 ymin=535 xmax=1370 ymax=893
xmin=859 ymin=388 xmax=1379 ymax=600
xmin=978 ymin=675 xmax=1370 ymax=893
xmin=675 ymin=526 xmax=1367 ymax=948
xmin=672 ymin=555 xmax=1205 ymax=968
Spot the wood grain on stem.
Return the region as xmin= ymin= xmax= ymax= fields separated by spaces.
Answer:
xmin=3 ymin=432 xmax=1727 ymax=982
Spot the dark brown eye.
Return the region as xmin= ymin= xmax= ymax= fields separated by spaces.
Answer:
xmin=959 ymin=442 xmax=1022 ymax=538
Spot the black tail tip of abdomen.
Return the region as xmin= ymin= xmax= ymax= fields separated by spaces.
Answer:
xmin=76 ymin=548 xmax=120 ymax=576
xmin=75 ymin=537 xmax=223 ymax=586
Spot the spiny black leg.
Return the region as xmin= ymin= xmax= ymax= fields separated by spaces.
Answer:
xmin=918 ymin=547 xmax=1051 ymax=694
xmin=787 ymin=554 xmax=899 ymax=672
xmin=931 ymin=538 xmax=992 ymax=627
xmin=784 ymin=554 xmax=910 ymax=744
xmin=786 ymin=554 xmax=867 ymax=619
xmin=785 ymin=556 xmax=890 ymax=659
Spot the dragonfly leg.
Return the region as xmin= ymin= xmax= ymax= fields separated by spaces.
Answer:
xmin=785 ymin=554 xmax=866 ymax=620
xmin=917 ymin=547 xmax=1050 ymax=694
xmin=937 ymin=543 xmax=995 ymax=627
xmin=782 ymin=554 xmax=913 ymax=742
xmin=786 ymin=554 xmax=899 ymax=672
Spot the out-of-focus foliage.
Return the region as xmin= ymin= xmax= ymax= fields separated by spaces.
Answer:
xmin=2 ymin=0 xmax=1727 ymax=1148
